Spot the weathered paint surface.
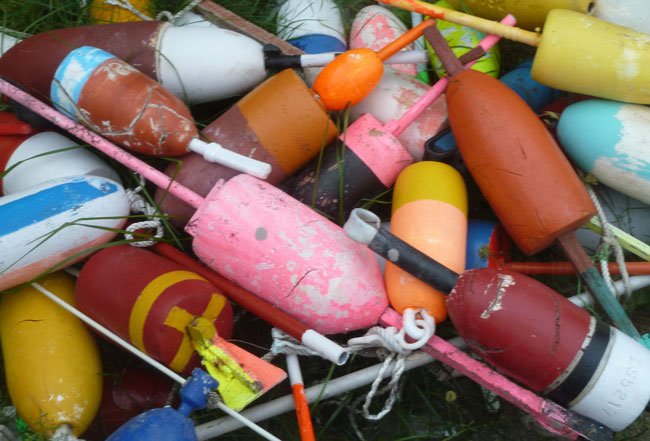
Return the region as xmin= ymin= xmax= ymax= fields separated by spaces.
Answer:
xmin=0 ymin=176 xmax=129 ymax=291
xmin=447 ymin=69 xmax=595 ymax=255
xmin=532 ymin=10 xmax=650 ymax=105
xmin=558 ymin=99 xmax=650 ymax=205
xmin=0 ymin=272 xmax=102 ymax=436
xmin=447 ymin=268 xmax=591 ymax=392
xmin=349 ymin=5 xmax=417 ymax=76
xmin=349 ymin=66 xmax=448 ymax=161
xmin=186 ymin=174 xmax=389 ymax=335
xmin=51 ymin=46 xmax=197 ymax=156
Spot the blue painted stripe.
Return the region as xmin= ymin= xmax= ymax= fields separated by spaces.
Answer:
xmin=0 ymin=177 xmax=120 ymax=236
xmin=51 ymin=46 xmax=116 ymax=119
xmin=289 ymin=34 xmax=347 ymax=54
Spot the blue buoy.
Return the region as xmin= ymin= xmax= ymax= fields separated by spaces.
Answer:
xmin=106 ymin=369 xmax=218 ymax=441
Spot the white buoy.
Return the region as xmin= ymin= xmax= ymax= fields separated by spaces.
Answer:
xmin=593 ymin=0 xmax=650 ymax=34
xmin=1 ymin=131 xmax=121 ymax=195
xmin=0 ymin=175 xmax=129 ymax=291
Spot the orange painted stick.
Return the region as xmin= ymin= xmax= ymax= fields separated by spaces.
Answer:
xmin=286 ymin=354 xmax=316 ymax=441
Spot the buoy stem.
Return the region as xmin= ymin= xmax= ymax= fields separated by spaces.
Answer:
xmin=0 ymin=78 xmax=205 ymax=210
xmin=376 ymin=18 xmax=436 ymax=61
xmin=376 ymin=0 xmax=542 ymax=47
xmin=188 ymin=138 xmax=271 ymax=179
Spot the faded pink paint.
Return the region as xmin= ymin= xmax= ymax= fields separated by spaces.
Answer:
xmin=350 ymin=68 xmax=448 ymax=160
xmin=342 ymin=114 xmax=413 ymax=188
xmin=349 ymin=6 xmax=418 ymax=76
xmin=380 ymin=308 xmax=580 ymax=440
xmin=186 ymin=174 xmax=389 ymax=335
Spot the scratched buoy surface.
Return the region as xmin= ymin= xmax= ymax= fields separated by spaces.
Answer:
xmin=0 ymin=175 xmax=129 ymax=291
xmin=50 ymin=46 xmax=197 ymax=157
xmin=446 ymin=69 xmax=595 ymax=255
xmin=557 ymin=99 xmax=650 ymax=205
xmin=0 ymin=131 xmax=121 ymax=195
xmin=186 ymin=174 xmax=388 ymax=335
xmin=448 ymin=267 xmax=650 ymax=431
xmin=0 ymin=272 xmax=102 ymax=436
xmin=75 ymin=245 xmax=234 ymax=375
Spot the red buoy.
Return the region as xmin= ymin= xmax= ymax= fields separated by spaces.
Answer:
xmin=75 ymin=245 xmax=234 ymax=375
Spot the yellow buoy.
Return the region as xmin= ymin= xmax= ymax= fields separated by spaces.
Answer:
xmin=385 ymin=161 xmax=467 ymax=323
xmin=0 ymin=272 xmax=102 ymax=436
xmin=446 ymin=0 xmax=594 ymax=30
xmin=532 ymin=9 xmax=650 ymax=104
xmin=89 ymin=0 xmax=154 ymax=23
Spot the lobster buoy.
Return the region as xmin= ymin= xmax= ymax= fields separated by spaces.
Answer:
xmin=385 ymin=161 xmax=467 ymax=323
xmin=465 ymin=219 xmax=511 ymax=270
xmin=0 ymin=175 xmax=129 ymax=291
xmin=0 ymin=21 xmax=265 ymax=104
xmin=499 ymin=59 xmax=559 ymax=112
xmin=75 ymin=245 xmax=234 ymax=375
xmin=557 ymin=99 xmax=650 ymax=206
xmin=156 ymin=69 xmax=337 ymax=228
xmin=276 ymin=0 xmax=347 ymax=53
xmin=106 ymin=369 xmax=217 ymax=441
xmin=593 ymin=0 xmax=650 ymax=33
xmin=186 ymin=174 xmax=388 ymax=335
xmin=0 ymin=130 xmax=121 ymax=195
xmin=0 ymin=272 xmax=102 ymax=437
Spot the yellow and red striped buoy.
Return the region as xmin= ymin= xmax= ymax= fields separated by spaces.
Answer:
xmin=75 ymin=245 xmax=234 ymax=375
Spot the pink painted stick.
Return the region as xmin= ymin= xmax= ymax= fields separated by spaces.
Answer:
xmin=380 ymin=308 xmax=604 ymax=440
xmin=0 ymin=79 xmax=205 ymax=210
xmin=385 ymin=14 xmax=516 ymax=137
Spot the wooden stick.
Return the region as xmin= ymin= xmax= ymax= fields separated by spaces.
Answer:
xmin=196 ymin=1 xmax=304 ymax=56
xmin=375 ymin=0 xmax=542 ymax=46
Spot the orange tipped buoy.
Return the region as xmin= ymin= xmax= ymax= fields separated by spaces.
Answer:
xmin=313 ymin=18 xmax=436 ymax=110
xmin=385 ymin=161 xmax=467 ymax=323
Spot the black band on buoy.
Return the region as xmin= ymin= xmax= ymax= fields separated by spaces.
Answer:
xmin=546 ymin=319 xmax=611 ymax=406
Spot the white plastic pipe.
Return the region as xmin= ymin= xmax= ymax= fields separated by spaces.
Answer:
xmin=194 ymin=351 xmax=434 ymax=439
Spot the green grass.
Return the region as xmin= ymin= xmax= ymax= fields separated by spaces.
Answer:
xmin=2 ymin=1 xmax=650 ymax=441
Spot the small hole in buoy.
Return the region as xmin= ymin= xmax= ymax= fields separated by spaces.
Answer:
xmin=587 ymin=1 xmax=595 ymax=14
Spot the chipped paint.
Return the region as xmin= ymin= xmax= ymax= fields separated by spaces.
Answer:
xmin=480 ymin=274 xmax=514 ymax=319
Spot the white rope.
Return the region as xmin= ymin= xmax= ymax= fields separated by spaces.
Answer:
xmin=585 ymin=183 xmax=632 ymax=302
xmin=103 ymin=0 xmax=153 ymax=20
xmin=0 ymin=425 xmax=17 ymax=441
xmin=261 ymin=328 xmax=322 ymax=362
xmin=157 ymin=0 xmax=204 ymax=23
xmin=125 ymin=175 xmax=164 ymax=247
